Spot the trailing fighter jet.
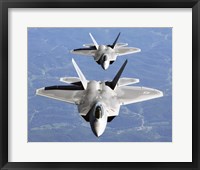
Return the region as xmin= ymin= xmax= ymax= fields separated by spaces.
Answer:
xmin=71 ymin=32 xmax=141 ymax=70
xmin=36 ymin=59 xmax=163 ymax=137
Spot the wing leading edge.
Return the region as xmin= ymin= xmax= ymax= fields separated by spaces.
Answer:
xmin=70 ymin=48 xmax=96 ymax=56
xmin=36 ymin=88 xmax=84 ymax=104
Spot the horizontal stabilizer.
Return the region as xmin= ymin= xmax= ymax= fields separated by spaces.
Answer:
xmin=115 ymin=43 xmax=128 ymax=47
xmin=83 ymin=44 xmax=95 ymax=47
xmin=117 ymin=78 xmax=139 ymax=87
xmin=60 ymin=77 xmax=80 ymax=84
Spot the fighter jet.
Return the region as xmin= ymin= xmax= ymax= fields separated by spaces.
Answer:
xmin=71 ymin=32 xmax=141 ymax=70
xmin=36 ymin=59 xmax=163 ymax=137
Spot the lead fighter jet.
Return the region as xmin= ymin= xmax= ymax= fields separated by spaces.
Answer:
xmin=71 ymin=33 xmax=141 ymax=70
xmin=36 ymin=59 xmax=163 ymax=137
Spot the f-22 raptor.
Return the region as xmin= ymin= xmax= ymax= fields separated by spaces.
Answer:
xmin=71 ymin=33 xmax=141 ymax=70
xmin=36 ymin=59 xmax=163 ymax=137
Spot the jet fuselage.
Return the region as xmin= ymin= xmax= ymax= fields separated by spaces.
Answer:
xmin=77 ymin=80 xmax=120 ymax=137
xmin=94 ymin=45 xmax=117 ymax=70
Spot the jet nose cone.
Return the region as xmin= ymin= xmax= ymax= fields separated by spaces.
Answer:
xmin=94 ymin=127 xmax=103 ymax=137
xmin=102 ymin=61 xmax=109 ymax=70
xmin=92 ymin=120 xmax=105 ymax=137
xmin=102 ymin=66 xmax=108 ymax=70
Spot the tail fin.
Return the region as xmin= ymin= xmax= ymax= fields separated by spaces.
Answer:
xmin=105 ymin=59 xmax=128 ymax=90
xmin=89 ymin=33 xmax=99 ymax=49
xmin=110 ymin=32 xmax=121 ymax=49
xmin=72 ymin=58 xmax=87 ymax=90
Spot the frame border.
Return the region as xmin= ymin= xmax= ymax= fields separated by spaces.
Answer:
xmin=0 ymin=0 xmax=199 ymax=169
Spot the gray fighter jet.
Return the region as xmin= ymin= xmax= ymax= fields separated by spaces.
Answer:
xmin=71 ymin=33 xmax=141 ymax=70
xmin=36 ymin=59 xmax=163 ymax=137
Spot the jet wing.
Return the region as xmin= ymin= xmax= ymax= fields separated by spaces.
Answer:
xmin=115 ymin=47 xmax=141 ymax=56
xmin=36 ymin=87 xmax=84 ymax=104
xmin=71 ymin=48 xmax=96 ymax=56
xmin=116 ymin=86 xmax=163 ymax=105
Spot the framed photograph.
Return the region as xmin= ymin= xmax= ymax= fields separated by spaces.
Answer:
xmin=0 ymin=0 xmax=199 ymax=169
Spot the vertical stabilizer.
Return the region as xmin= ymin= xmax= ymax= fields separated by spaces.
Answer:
xmin=110 ymin=32 xmax=121 ymax=49
xmin=106 ymin=59 xmax=128 ymax=90
xmin=89 ymin=33 xmax=99 ymax=49
xmin=72 ymin=58 xmax=87 ymax=90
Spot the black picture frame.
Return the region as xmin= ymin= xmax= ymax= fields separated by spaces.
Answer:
xmin=0 ymin=0 xmax=199 ymax=169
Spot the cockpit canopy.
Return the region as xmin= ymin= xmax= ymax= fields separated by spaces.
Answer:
xmin=95 ymin=106 xmax=102 ymax=119
xmin=103 ymin=55 xmax=108 ymax=61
